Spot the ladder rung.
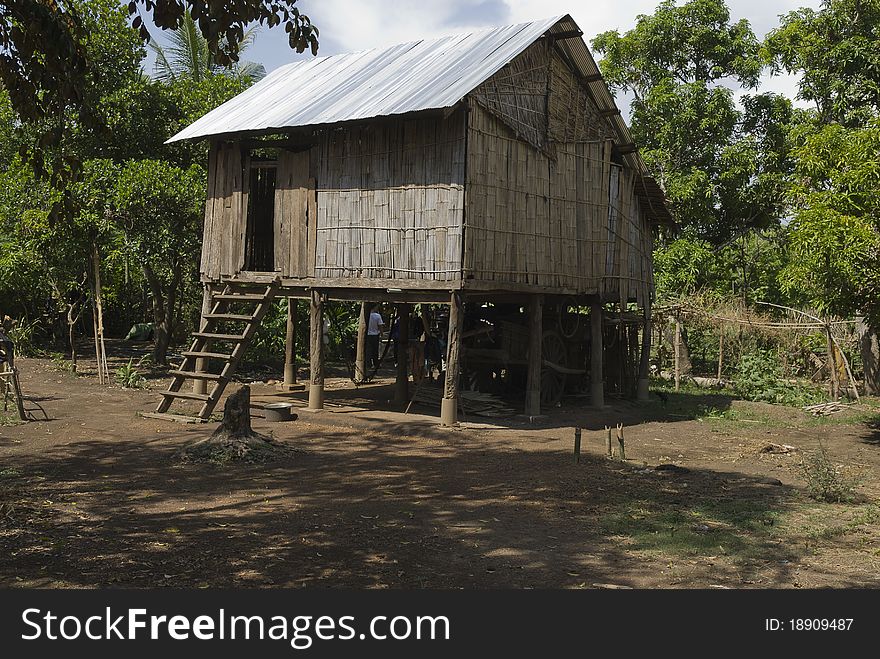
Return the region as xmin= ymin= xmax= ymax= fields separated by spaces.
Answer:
xmin=171 ymin=370 xmax=222 ymax=380
xmin=203 ymin=313 xmax=256 ymax=321
xmin=160 ymin=391 xmax=211 ymax=401
xmin=213 ymin=293 xmax=266 ymax=301
xmin=192 ymin=332 xmax=245 ymax=341
xmin=182 ymin=351 xmax=233 ymax=360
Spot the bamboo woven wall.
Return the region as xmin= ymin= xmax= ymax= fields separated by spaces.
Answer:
xmin=309 ymin=111 xmax=466 ymax=281
xmin=547 ymin=50 xmax=617 ymax=143
xmin=465 ymin=88 xmax=653 ymax=304
xmin=471 ymin=40 xmax=551 ymax=152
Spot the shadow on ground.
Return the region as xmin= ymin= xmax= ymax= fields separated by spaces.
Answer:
xmin=0 ymin=423 xmax=829 ymax=589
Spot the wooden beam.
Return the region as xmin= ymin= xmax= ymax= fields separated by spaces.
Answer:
xmin=308 ymin=290 xmax=324 ymax=409
xmin=616 ymin=143 xmax=638 ymax=155
xmin=600 ymin=108 xmax=622 ymax=117
xmin=441 ymin=292 xmax=464 ymax=425
xmin=525 ymin=295 xmax=543 ymax=416
xmin=355 ymin=301 xmax=367 ymax=383
xmin=547 ymin=29 xmax=584 ymax=40
xmin=394 ymin=303 xmax=410 ymax=405
xmin=590 ymin=299 xmax=604 ymax=408
xmin=637 ymin=300 xmax=651 ymax=401
xmin=281 ymin=297 xmax=298 ymax=388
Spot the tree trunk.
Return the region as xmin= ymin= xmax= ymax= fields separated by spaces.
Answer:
xmin=67 ymin=303 xmax=78 ymax=373
xmin=179 ymin=386 xmax=281 ymax=463
xmin=142 ymin=261 xmax=180 ymax=365
xmin=859 ymin=320 xmax=880 ymax=395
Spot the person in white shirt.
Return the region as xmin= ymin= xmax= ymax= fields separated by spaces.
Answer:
xmin=366 ymin=305 xmax=385 ymax=370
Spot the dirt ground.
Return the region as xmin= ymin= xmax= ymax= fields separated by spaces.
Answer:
xmin=1 ymin=345 xmax=879 ymax=589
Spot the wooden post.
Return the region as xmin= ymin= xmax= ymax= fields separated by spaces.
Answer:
xmin=394 ymin=303 xmax=410 ymax=406
xmin=616 ymin=423 xmax=626 ymax=461
xmin=308 ymin=290 xmax=324 ymax=410
xmin=590 ymin=298 xmax=604 ymax=408
xmin=574 ymin=427 xmax=581 ymax=464
xmin=280 ymin=297 xmax=298 ymax=389
xmin=441 ymin=291 xmax=463 ymax=426
xmin=354 ymin=301 xmax=367 ymax=383
xmin=525 ymin=294 xmax=543 ymax=416
xmin=825 ymin=323 xmax=840 ymax=400
xmin=716 ymin=327 xmax=724 ymax=382
xmin=194 ymin=284 xmax=213 ymax=395
xmin=637 ymin=301 xmax=651 ymax=401
xmin=605 ymin=425 xmax=613 ymax=457
xmin=674 ymin=314 xmax=681 ymax=392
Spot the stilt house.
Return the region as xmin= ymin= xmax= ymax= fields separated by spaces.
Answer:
xmin=152 ymin=14 xmax=672 ymax=424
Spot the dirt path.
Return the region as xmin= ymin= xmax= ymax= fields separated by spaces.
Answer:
xmin=1 ymin=355 xmax=878 ymax=588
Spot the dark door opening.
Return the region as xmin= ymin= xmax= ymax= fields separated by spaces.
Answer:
xmin=245 ymin=165 xmax=276 ymax=271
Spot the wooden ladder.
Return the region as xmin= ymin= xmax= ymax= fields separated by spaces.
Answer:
xmin=147 ymin=282 xmax=279 ymax=422
xmin=1 ymin=364 xmax=27 ymax=421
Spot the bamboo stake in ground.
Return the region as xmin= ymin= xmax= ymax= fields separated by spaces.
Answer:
xmin=616 ymin=423 xmax=626 ymax=461
xmin=716 ymin=328 xmax=724 ymax=382
xmin=605 ymin=425 xmax=613 ymax=457
xmin=674 ymin=315 xmax=681 ymax=392
xmin=574 ymin=427 xmax=581 ymax=464
xmin=91 ymin=244 xmax=109 ymax=384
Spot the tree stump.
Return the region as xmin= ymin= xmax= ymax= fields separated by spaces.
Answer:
xmin=178 ymin=386 xmax=288 ymax=463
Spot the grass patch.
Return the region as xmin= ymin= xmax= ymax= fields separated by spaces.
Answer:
xmin=0 ymin=412 xmax=25 ymax=427
xmin=599 ymin=499 xmax=782 ymax=560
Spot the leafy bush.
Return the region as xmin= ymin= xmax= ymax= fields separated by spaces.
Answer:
xmin=734 ymin=349 xmax=824 ymax=406
xmin=6 ymin=319 xmax=42 ymax=357
xmin=116 ymin=358 xmax=146 ymax=389
xmin=801 ymin=444 xmax=863 ymax=503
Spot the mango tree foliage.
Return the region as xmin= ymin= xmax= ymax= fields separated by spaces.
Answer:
xmin=764 ymin=0 xmax=880 ymax=127
xmin=0 ymin=0 xmax=316 ymax=185
xmin=112 ymin=159 xmax=205 ymax=364
xmin=655 ymin=228 xmax=789 ymax=304
xmin=592 ymin=0 xmax=762 ymax=99
xmin=781 ymin=121 xmax=880 ymax=327
xmin=592 ymin=0 xmax=793 ymax=244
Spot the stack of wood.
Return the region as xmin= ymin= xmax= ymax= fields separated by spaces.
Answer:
xmin=412 ymin=387 xmax=516 ymax=418
xmin=803 ymin=401 xmax=852 ymax=416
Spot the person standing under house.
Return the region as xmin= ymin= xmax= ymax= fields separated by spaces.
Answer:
xmin=366 ymin=304 xmax=385 ymax=371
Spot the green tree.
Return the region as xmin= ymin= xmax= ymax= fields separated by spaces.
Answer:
xmin=112 ymin=159 xmax=205 ymax=363
xmin=0 ymin=0 xmax=316 ymax=185
xmin=592 ymin=0 xmax=792 ymax=244
xmin=764 ymin=0 xmax=880 ymax=127
xmin=780 ymin=120 xmax=880 ymax=327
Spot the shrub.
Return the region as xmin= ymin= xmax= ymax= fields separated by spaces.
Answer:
xmin=116 ymin=358 xmax=146 ymax=389
xmin=734 ymin=349 xmax=824 ymax=406
xmin=801 ymin=443 xmax=862 ymax=503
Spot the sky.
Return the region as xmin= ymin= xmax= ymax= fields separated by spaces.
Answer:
xmin=145 ymin=0 xmax=824 ymax=109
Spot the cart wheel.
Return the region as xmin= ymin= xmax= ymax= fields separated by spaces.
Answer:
xmin=558 ymin=296 xmax=580 ymax=339
xmin=541 ymin=330 xmax=567 ymax=407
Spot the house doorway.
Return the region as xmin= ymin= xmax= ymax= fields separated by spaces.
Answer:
xmin=245 ymin=162 xmax=277 ymax=272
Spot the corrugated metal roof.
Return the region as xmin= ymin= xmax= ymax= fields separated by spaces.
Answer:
xmin=167 ymin=16 xmax=562 ymax=142
xmin=168 ymin=14 xmax=672 ymax=224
